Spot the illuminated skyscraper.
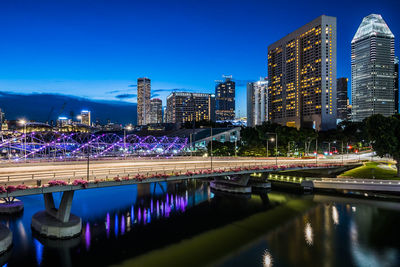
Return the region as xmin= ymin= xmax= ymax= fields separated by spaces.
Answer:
xmin=337 ymin=78 xmax=349 ymax=121
xmin=149 ymin=98 xmax=163 ymax=124
xmin=215 ymin=75 xmax=235 ymax=121
xmin=166 ymin=92 xmax=215 ymax=124
xmin=247 ymin=78 xmax=268 ymax=127
xmin=80 ymin=110 xmax=91 ymax=126
xmin=395 ymin=56 xmax=399 ymax=114
xmin=268 ymin=15 xmax=337 ymax=130
xmin=137 ymin=77 xmax=151 ymax=125
xmin=351 ymin=14 xmax=395 ymax=121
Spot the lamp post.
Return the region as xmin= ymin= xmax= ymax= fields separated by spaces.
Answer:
xmin=266 ymin=132 xmax=278 ymax=165
xmin=19 ymin=119 xmax=27 ymax=161
xmin=210 ymin=126 xmax=213 ymax=170
xmin=123 ymin=126 xmax=132 ymax=159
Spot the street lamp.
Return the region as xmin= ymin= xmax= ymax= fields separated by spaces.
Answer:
xmin=124 ymin=125 xmax=132 ymax=158
xmin=210 ymin=126 xmax=213 ymax=170
xmin=266 ymin=132 xmax=278 ymax=165
xmin=18 ymin=119 xmax=27 ymax=161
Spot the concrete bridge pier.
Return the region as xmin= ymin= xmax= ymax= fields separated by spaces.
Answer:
xmin=31 ymin=191 xmax=82 ymax=239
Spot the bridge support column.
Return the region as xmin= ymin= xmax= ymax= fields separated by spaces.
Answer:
xmin=31 ymin=191 xmax=82 ymax=239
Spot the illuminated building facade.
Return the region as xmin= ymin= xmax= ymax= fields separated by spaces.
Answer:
xmin=337 ymin=78 xmax=349 ymax=121
xmin=137 ymin=77 xmax=151 ymax=125
xmin=149 ymin=98 xmax=163 ymax=124
xmin=247 ymin=78 xmax=268 ymax=127
xmin=395 ymin=56 xmax=399 ymax=114
xmin=215 ymin=75 xmax=235 ymax=121
xmin=351 ymin=14 xmax=395 ymax=121
xmin=80 ymin=110 xmax=91 ymax=126
xmin=268 ymin=15 xmax=337 ymax=130
xmin=166 ymin=92 xmax=215 ymax=124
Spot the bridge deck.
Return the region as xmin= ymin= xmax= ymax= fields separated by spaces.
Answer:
xmin=0 ymin=165 xmax=345 ymax=198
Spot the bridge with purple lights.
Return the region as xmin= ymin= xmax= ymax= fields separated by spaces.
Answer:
xmin=0 ymin=132 xmax=188 ymax=160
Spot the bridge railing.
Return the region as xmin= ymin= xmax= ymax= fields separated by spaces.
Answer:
xmin=0 ymin=160 xmax=356 ymax=187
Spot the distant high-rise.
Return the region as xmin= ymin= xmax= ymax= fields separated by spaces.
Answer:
xmin=80 ymin=110 xmax=91 ymax=126
xmin=337 ymin=78 xmax=349 ymax=121
xmin=268 ymin=15 xmax=337 ymax=130
xmin=0 ymin=108 xmax=4 ymax=124
xmin=395 ymin=56 xmax=399 ymax=114
xmin=166 ymin=92 xmax=215 ymax=124
xmin=137 ymin=77 xmax=151 ymax=125
xmin=149 ymin=98 xmax=163 ymax=124
xmin=215 ymin=75 xmax=235 ymax=121
xmin=247 ymin=78 xmax=268 ymax=127
xmin=351 ymin=14 xmax=395 ymax=121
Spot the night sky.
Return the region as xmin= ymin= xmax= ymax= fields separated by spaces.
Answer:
xmin=0 ymin=0 xmax=399 ymax=119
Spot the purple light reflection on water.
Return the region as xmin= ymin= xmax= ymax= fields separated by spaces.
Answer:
xmin=106 ymin=213 xmax=110 ymax=238
xmin=138 ymin=207 xmax=141 ymax=223
xmin=151 ymin=199 xmax=153 ymax=213
xmin=85 ymin=222 xmax=91 ymax=251
xmin=143 ymin=208 xmax=147 ymax=225
xmin=121 ymin=215 xmax=126 ymax=235
xmin=156 ymin=200 xmax=160 ymax=217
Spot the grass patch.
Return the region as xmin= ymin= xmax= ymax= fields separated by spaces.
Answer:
xmin=111 ymin=199 xmax=315 ymax=267
xmin=339 ymin=161 xmax=399 ymax=180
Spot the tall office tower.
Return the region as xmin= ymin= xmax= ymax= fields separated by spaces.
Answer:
xmin=137 ymin=77 xmax=151 ymax=125
xmin=268 ymin=15 xmax=337 ymax=130
xmin=149 ymin=98 xmax=163 ymax=124
xmin=80 ymin=110 xmax=91 ymax=126
xmin=163 ymin=106 xmax=167 ymax=123
xmin=247 ymin=78 xmax=268 ymax=127
xmin=395 ymin=56 xmax=399 ymax=113
xmin=166 ymin=92 xmax=215 ymax=124
xmin=0 ymin=108 xmax=4 ymax=124
xmin=337 ymin=78 xmax=349 ymax=121
xmin=215 ymin=75 xmax=235 ymax=121
xmin=351 ymin=14 xmax=395 ymax=121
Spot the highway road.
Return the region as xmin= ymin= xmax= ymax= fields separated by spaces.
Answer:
xmin=0 ymin=153 xmax=372 ymax=186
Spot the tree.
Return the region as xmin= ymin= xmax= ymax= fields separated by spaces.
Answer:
xmin=366 ymin=114 xmax=400 ymax=177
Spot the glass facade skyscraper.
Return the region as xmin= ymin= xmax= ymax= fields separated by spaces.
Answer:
xmin=337 ymin=78 xmax=349 ymax=121
xmin=351 ymin=14 xmax=395 ymax=121
xmin=137 ymin=77 xmax=151 ymax=125
xmin=395 ymin=56 xmax=399 ymax=114
xmin=247 ymin=78 xmax=268 ymax=127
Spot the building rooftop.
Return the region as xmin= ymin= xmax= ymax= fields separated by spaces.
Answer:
xmin=352 ymin=14 xmax=394 ymax=43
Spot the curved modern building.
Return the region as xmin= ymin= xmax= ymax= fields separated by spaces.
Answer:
xmin=351 ymin=14 xmax=395 ymax=121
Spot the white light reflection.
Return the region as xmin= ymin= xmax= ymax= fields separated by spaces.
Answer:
xmin=332 ymin=206 xmax=339 ymax=225
xmin=304 ymin=222 xmax=313 ymax=246
xmin=262 ymin=250 xmax=273 ymax=267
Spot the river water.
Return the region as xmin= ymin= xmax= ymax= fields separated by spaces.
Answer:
xmin=1 ymin=180 xmax=400 ymax=267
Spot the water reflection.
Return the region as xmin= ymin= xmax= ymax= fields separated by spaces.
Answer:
xmin=85 ymin=222 xmax=90 ymax=251
xmin=304 ymin=222 xmax=313 ymax=246
xmin=218 ymin=196 xmax=400 ymax=267
xmin=34 ymin=238 xmax=43 ymax=266
xmin=332 ymin=205 xmax=339 ymax=225
xmin=262 ymin=250 xmax=273 ymax=267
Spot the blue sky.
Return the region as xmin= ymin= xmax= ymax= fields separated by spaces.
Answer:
xmin=0 ymin=0 xmax=399 ymax=118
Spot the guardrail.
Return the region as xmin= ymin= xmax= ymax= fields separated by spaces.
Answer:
xmin=0 ymin=162 xmax=354 ymax=187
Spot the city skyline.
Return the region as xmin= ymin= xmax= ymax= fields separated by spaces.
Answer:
xmin=0 ymin=0 xmax=399 ymax=120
